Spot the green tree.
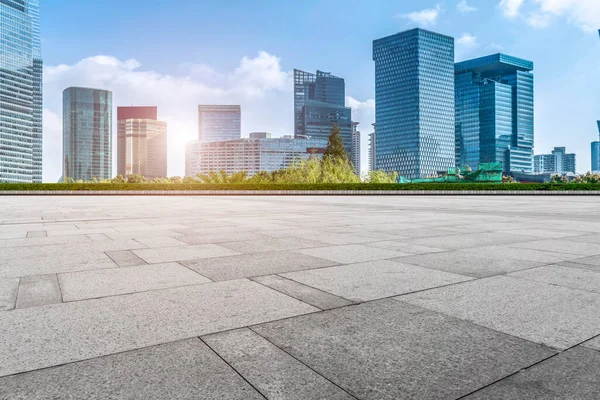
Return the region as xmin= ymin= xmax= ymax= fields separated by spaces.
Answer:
xmin=127 ymin=174 xmax=147 ymax=184
xmin=550 ymin=174 xmax=567 ymax=184
xmin=112 ymin=174 xmax=126 ymax=184
xmin=323 ymin=124 xmax=349 ymax=163
xmin=168 ymin=176 xmax=183 ymax=184
xmin=368 ymin=170 xmax=399 ymax=184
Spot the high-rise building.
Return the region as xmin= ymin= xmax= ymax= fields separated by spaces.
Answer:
xmin=592 ymin=121 xmax=600 ymax=172
xmin=249 ymin=132 xmax=271 ymax=139
xmin=117 ymin=106 xmax=167 ymax=179
xmin=373 ymin=28 xmax=455 ymax=179
xmin=186 ymin=137 xmax=327 ymax=177
xmin=63 ymin=87 xmax=113 ymax=181
xmin=534 ymin=147 xmax=576 ymax=174
xmin=198 ymin=105 xmax=241 ymax=141
xmin=369 ymin=124 xmax=376 ymax=171
xmin=0 ymin=0 xmax=42 ymax=183
xmin=351 ymin=122 xmax=361 ymax=175
xmin=294 ymin=69 xmax=352 ymax=156
xmin=455 ymin=54 xmax=534 ymax=173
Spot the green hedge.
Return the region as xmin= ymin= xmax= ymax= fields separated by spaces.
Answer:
xmin=1 ymin=183 xmax=600 ymax=191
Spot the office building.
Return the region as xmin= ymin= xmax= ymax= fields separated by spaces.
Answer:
xmin=117 ymin=106 xmax=167 ymax=179
xmin=198 ymin=105 xmax=241 ymax=141
xmin=592 ymin=121 xmax=600 ymax=172
xmin=249 ymin=132 xmax=271 ymax=139
xmin=368 ymin=124 xmax=376 ymax=171
xmin=534 ymin=147 xmax=576 ymax=174
xmin=455 ymin=54 xmax=534 ymax=173
xmin=294 ymin=69 xmax=352 ymax=156
xmin=373 ymin=28 xmax=455 ymax=179
xmin=0 ymin=0 xmax=42 ymax=182
xmin=351 ymin=122 xmax=361 ymax=175
xmin=186 ymin=137 xmax=327 ymax=177
xmin=63 ymin=87 xmax=112 ymax=181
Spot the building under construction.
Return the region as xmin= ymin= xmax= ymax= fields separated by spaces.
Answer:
xmin=402 ymin=162 xmax=503 ymax=183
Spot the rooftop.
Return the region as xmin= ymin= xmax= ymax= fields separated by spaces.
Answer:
xmin=1 ymin=195 xmax=599 ymax=399
xmin=455 ymin=53 xmax=534 ymax=74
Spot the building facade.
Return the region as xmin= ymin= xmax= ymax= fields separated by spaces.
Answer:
xmin=0 ymin=0 xmax=42 ymax=182
xmin=534 ymin=147 xmax=576 ymax=174
xmin=294 ymin=69 xmax=353 ymax=156
xmin=373 ymin=28 xmax=455 ymax=179
xmin=592 ymin=121 xmax=600 ymax=173
xmin=368 ymin=124 xmax=376 ymax=171
xmin=198 ymin=105 xmax=241 ymax=141
xmin=351 ymin=122 xmax=361 ymax=175
xmin=117 ymin=106 xmax=167 ymax=179
xmin=186 ymin=137 xmax=327 ymax=177
xmin=455 ymin=54 xmax=534 ymax=173
xmin=63 ymin=87 xmax=113 ymax=181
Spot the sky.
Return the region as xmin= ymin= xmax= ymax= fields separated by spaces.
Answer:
xmin=41 ymin=0 xmax=600 ymax=181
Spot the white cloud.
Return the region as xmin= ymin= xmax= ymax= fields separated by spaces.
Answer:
xmin=397 ymin=5 xmax=442 ymax=27
xmin=457 ymin=0 xmax=477 ymax=13
xmin=498 ymin=0 xmax=600 ymax=32
xmin=499 ymin=0 xmax=525 ymax=18
xmin=346 ymin=97 xmax=375 ymax=174
xmin=455 ymin=33 xmax=478 ymax=60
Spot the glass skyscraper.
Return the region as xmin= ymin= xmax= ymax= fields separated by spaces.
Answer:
xmin=198 ymin=105 xmax=241 ymax=141
xmin=592 ymin=121 xmax=600 ymax=173
xmin=294 ymin=69 xmax=353 ymax=156
xmin=63 ymin=87 xmax=113 ymax=181
xmin=373 ymin=29 xmax=455 ymax=179
xmin=455 ymin=54 xmax=534 ymax=173
xmin=0 ymin=0 xmax=42 ymax=182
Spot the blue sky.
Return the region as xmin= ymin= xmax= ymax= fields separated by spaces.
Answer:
xmin=41 ymin=0 xmax=600 ymax=180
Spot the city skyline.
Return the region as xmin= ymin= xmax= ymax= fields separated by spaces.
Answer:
xmin=26 ymin=1 xmax=600 ymax=180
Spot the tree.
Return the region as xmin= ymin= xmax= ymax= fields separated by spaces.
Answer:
xmin=323 ymin=124 xmax=349 ymax=163
xmin=368 ymin=170 xmax=399 ymax=184
xmin=112 ymin=174 xmax=126 ymax=184
xmin=127 ymin=174 xmax=147 ymax=184
xmin=502 ymin=175 xmax=516 ymax=184
xmin=550 ymin=174 xmax=567 ymax=184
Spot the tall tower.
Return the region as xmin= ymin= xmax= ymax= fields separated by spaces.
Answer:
xmin=592 ymin=121 xmax=600 ymax=173
xmin=198 ymin=105 xmax=241 ymax=141
xmin=294 ymin=69 xmax=353 ymax=157
xmin=0 ymin=0 xmax=43 ymax=182
xmin=373 ymin=28 xmax=455 ymax=179
xmin=351 ymin=122 xmax=361 ymax=175
xmin=455 ymin=54 xmax=534 ymax=173
xmin=117 ymin=107 xmax=167 ymax=179
xmin=63 ymin=87 xmax=113 ymax=181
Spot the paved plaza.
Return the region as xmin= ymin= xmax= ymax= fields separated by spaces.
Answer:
xmin=0 ymin=195 xmax=600 ymax=399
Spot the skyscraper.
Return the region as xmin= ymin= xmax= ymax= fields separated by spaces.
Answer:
xmin=373 ymin=29 xmax=455 ymax=179
xmin=198 ymin=105 xmax=241 ymax=141
xmin=63 ymin=87 xmax=113 ymax=181
xmin=369 ymin=124 xmax=376 ymax=171
xmin=294 ymin=69 xmax=353 ymax=156
xmin=592 ymin=121 xmax=600 ymax=173
xmin=351 ymin=122 xmax=361 ymax=175
xmin=117 ymin=107 xmax=167 ymax=179
xmin=455 ymin=54 xmax=534 ymax=173
xmin=0 ymin=0 xmax=42 ymax=182
xmin=534 ymin=147 xmax=576 ymax=174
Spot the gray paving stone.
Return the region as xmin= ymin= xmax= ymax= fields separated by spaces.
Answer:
xmin=294 ymin=244 xmax=411 ymax=264
xmin=397 ymin=250 xmax=547 ymax=278
xmin=59 ymin=263 xmax=211 ymax=301
xmin=86 ymin=233 xmax=113 ymax=241
xmin=282 ymin=260 xmax=472 ymax=302
xmin=583 ymin=336 xmax=600 ymax=351
xmin=498 ymin=229 xmax=585 ymax=239
xmin=105 ymin=250 xmax=147 ymax=267
xmin=461 ymin=245 xmax=581 ymax=263
xmin=26 ymin=230 xmax=47 ymax=238
xmin=404 ymin=232 xmax=540 ymax=250
xmin=365 ymin=240 xmax=447 ymax=254
xmin=132 ymin=244 xmax=239 ymax=263
xmin=510 ymin=239 xmax=600 ymax=256
xmin=176 ymin=231 xmax=270 ymax=245
xmin=0 ymin=278 xmax=19 ymax=311
xmin=464 ymin=347 xmax=600 ymax=400
xmin=399 ymin=276 xmax=600 ymax=349
xmin=251 ymin=275 xmax=354 ymax=310
xmin=253 ymin=299 xmax=554 ymax=400
xmin=0 ymin=253 xmax=118 ymax=278
xmin=16 ymin=274 xmax=62 ymax=309
xmin=0 ymin=234 xmax=91 ymax=248
xmin=564 ymin=233 xmax=600 ymax=244
xmin=218 ymin=237 xmax=329 ymax=254
xmin=0 ymin=338 xmax=263 ymax=400
xmin=560 ymin=255 xmax=600 ymax=268
xmin=508 ymin=265 xmax=600 ymax=294
xmin=203 ymin=328 xmax=354 ymax=400
xmin=182 ymin=251 xmax=337 ymax=281
xmin=0 ymin=279 xmax=317 ymax=376
xmin=132 ymin=236 xmax=188 ymax=248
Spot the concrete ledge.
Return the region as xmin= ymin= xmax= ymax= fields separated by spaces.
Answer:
xmin=0 ymin=190 xmax=599 ymax=196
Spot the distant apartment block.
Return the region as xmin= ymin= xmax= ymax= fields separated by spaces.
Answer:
xmin=455 ymin=54 xmax=534 ymax=173
xmin=117 ymin=106 xmax=167 ymax=179
xmin=63 ymin=87 xmax=112 ymax=181
xmin=351 ymin=122 xmax=361 ymax=175
xmin=249 ymin=132 xmax=271 ymax=139
xmin=198 ymin=105 xmax=241 ymax=141
xmin=294 ymin=69 xmax=353 ymax=156
xmin=369 ymin=124 xmax=376 ymax=171
xmin=593 ymin=122 xmax=600 ymax=173
xmin=534 ymin=147 xmax=576 ymax=174
xmin=373 ymin=28 xmax=455 ymax=179
xmin=186 ymin=137 xmax=327 ymax=177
